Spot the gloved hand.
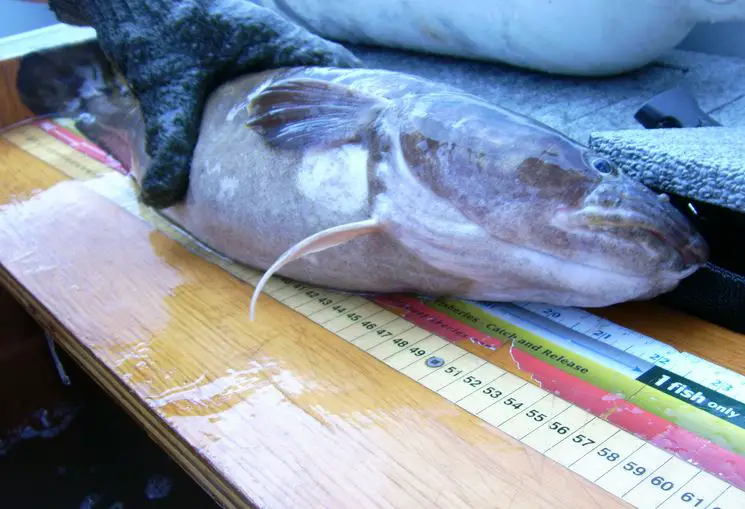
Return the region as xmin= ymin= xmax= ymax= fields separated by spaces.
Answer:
xmin=48 ymin=0 xmax=362 ymax=208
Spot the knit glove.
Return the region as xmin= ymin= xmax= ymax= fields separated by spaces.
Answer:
xmin=48 ymin=0 xmax=362 ymax=208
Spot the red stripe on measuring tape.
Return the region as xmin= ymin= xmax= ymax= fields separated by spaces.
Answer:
xmin=513 ymin=348 xmax=745 ymax=490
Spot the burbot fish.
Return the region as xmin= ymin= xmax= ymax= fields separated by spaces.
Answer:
xmin=18 ymin=57 xmax=709 ymax=319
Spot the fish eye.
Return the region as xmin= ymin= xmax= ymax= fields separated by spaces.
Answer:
xmin=591 ymin=157 xmax=614 ymax=174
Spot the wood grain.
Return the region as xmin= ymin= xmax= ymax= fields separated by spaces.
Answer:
xmin=0 ymin=129 xmax=636 ymax=508
xmin=0 ymin=138 xmax=67 ymax=203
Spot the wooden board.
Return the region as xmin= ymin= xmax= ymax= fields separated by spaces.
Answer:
xmin=1 ymin=135 xmax=744 ymax=509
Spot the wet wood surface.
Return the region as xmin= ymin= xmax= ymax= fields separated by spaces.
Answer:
xmin=0 ymin=137 xmax=744 ymax=508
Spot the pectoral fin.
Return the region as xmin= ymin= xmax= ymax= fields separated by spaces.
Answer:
xmin=245 ymin=77 xmax=387 ymax=150
xmin=249 ymin=218 xmax=383 ymax=320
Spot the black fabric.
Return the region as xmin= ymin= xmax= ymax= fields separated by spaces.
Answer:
xmin=656 ymin=263 xmax=745 ymax=334
xmin=47 ymin=0 xmax=362 ymax=209
xmin=652 ymin=193 xmax=745 ymax=335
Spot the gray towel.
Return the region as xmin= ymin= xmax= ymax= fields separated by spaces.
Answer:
xmin=589 ymin=127 xmax=745 ymax=214
xmin=351 ymin=46 xmax=745 ymax=144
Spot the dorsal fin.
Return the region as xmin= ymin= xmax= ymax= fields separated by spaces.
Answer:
xmin=249 ymin=218 xmax=383 ymax=320
xmin=245 ymin=77 xmax=387 ymax=150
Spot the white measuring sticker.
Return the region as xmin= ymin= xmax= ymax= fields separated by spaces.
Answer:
xmin=516 ymin=301 xmax=745 ymax=399
xmin=9 ymin=124 xmax=745 ymax=509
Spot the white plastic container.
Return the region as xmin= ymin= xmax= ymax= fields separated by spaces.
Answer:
xmin=254 ymin=0 xmax=745 ymax=76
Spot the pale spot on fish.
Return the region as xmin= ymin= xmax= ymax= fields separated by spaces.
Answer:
xmin=218 ymin=176 xmax=239 ymax=201
xmin=452 ymin=117 xmax=470 ymax=128
xmin=205 ymin=162 xmax=221 ymax=175
xmin=296 ymin=145 xmax=369 ymax=215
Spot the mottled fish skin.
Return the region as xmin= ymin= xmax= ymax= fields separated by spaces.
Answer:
xmin=191 ymin=67 xmax=707 ymax=317
xmin=24 ymin=59 xmax=708 ymax=318
xmin=163 ymin=69 xmax=481 ymax=300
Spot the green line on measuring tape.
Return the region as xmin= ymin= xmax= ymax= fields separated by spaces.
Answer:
xmin=425 ymin=297 xmax=516 ymax=340
xmin=511 ymin=332 xmax=646 ymax=395
xmin=427 ymin=297 xmax=646 ymax=396
xmin=628 ymin=386 xmax=745 ymax=457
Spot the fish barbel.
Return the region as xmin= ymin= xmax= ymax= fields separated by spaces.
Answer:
xmin=18 ymin=57 xmax=709 ymax=320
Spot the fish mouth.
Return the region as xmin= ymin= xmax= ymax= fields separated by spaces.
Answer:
xmin=664 ymin=230 xmax=708 ymax=269
xmin=577 ymin=213 xmax=709 ymax=270
xmin=554 ymin=201 xmax=709 ymax=273
xmin=624 ymin=220 xmax=708 ymax=269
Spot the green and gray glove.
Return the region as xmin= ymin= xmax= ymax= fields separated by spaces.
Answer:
xmin=48 ymin=0 xmax=362 ymax=208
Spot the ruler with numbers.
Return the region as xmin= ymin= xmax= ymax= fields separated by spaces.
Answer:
xmin=4 ymin=119 xmax=745 ymax=509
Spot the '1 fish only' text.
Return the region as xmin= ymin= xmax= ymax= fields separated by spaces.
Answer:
xmin=639 ymin=367 xmax=745 ymax=428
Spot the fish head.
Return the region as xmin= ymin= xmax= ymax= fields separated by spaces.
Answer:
xmin=547 ymin=147 xmax=708 ymax=284
xmin=391 ymin=92 xmax=708 ymax=304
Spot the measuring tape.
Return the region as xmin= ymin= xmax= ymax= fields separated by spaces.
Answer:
xmin=4 ymin=120 xmax=745 ymax=509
